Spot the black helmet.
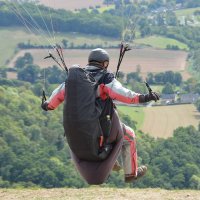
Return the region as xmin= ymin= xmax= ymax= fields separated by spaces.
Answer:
xmin=88 ymin=48 xmax=109 ymax=63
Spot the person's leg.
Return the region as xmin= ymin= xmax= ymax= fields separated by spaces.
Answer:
xmin=122 ymin=124 xmax=138 ymax=176
xmin=122 ymin=124 xmax=147 ymax=183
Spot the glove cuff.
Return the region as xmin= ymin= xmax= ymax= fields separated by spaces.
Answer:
xmin=41 ymin=102 xmax=49 ymax=111
xmin=139 ymin=94 xmax=151 ymax=103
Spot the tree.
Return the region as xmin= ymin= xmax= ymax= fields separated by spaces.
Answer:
xmin=62 ymin=39 xmax=68 ymax=48
xmin=147 ymin=73 xmax=154 ymax=84
xmin=195 ymin=99 xmax=200 ymax=112
xmin=0 ymin=67 xmax=7 ymax=78
xmin=127 ymin=72 xmax=142 ymax=83
xmin=15 ymin=53 xmax=33 ymax=69
xmin=174 ymin=72 xmax=182 ymax=86
xmin=194 ymin=83 xmax=200 ymax=94
xmin=154 ymin=72 xmax=164 ymax=84
xmin=190 ymin=175 xmax=200 ymax=189
xmin=166 ymin=11 xmax=177 ymax=26
xmin=156 ymin=13 xmax=165 ymax=26
xmin=17 ymin=64 xmax=40 ymax=83
xmin=46 ymin=65 xmax=66 ymax=84
xmin=162 ymin=82 xmax=174 ymax=94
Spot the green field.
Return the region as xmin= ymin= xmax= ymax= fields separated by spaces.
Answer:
xmin=134 ymin=36 xmax=189 ymax=50
xmin=95 ymin=5 xmax=115 ymax=13
xmin=0 ymin=28 xmax=33 ymax=65
xmin=175 ymin=7 xmax=200 ymax=17
xmin=117 ymin=105 xmax=144 ymax=130
xmin=150 ymin=85 xmax=164 ymax=93
xmin=0 ymin=27 xmax=121 ymax=66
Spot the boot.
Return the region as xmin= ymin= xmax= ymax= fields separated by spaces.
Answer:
xmin=125 ymin=165 xmax=147 ymax=183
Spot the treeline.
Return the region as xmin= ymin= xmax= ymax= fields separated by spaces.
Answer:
xmin=152 ymin=26 xmax=200 ymax=49
xmin=0 ymin=1 xmax=122 ymax=38
xmin=1 ymin=1 xmax=200 ymax=51
xmin=146 ymin=71 xmax=182 ymax=86
xmin=0 ymin=83 xmax=200 ymax=189
xmin=189 ymin=49 xmax=200 ymax=78
xmin=6 ymin=52 xmax=200 ymax=97
xmin=13 ymin=53 xmax=184 ymax=96
xmin=135 ymin=126 xmax=200 ymax=189
xmin=102 ymin=1 xmax=200 ymax=50
xmin=12 ymin=53 xmax=66 ymax=91
xmin=104 ymin=0 xmax=200 ymax=10
xmin=17 ymin=41 xmax=119 ymax=50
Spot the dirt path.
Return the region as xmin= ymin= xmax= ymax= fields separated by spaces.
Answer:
xmin=1 ymin=188 xmax=200 ymax=200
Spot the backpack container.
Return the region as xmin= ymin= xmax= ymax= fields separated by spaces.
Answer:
xmin=63 ymin=66 xmax=113 ymax=161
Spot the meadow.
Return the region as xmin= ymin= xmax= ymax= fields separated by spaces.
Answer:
xmin=175 ymin=7 xmax=200 ymax=17
xmin=0 ymin=27 xmax=122 ymax=66
xmin=1 ymin=26 xmax=189 ymax=81
xmin=117 ymin=104 xmax=200 ymax=138
xmin=134 ymin=36 xmax=189 ymax=50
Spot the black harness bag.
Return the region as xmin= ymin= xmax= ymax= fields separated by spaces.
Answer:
xmin=63 ymin=66 xmax=114 ymax=161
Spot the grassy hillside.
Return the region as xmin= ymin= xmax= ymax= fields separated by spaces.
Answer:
xmin=175 ymin=7 xmax=200 ymax=17
xmin=0 ymin=28 xmax=35 ymax=65
xmin=134 ymin=36 xmax=189 ymax=50
xmin=1 ymin=188 xmax=200 ymax=200
xmin=0 ymin=27 xmax=120 ymax=66
xmin=117 ymin=106 xmax=144 ymax=130
xmin=39 ymin=0 xmax=104 ymax=10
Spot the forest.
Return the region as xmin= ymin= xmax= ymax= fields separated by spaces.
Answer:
xmin=0 ymin=82 xmax=200 ymax=189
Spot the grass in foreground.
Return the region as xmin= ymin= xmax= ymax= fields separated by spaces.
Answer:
xmin=1 ymin=188 xmax=200 ymax=200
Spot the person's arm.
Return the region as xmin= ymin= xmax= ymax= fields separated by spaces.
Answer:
xmin=98 ymin=78 xmax=159 ymax=104
xmin=41 ymin=82 xmax=65 ymax=111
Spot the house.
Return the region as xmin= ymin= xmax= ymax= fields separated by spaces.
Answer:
xmin=179 ymin=93 xmax=200 ymax=104
xmin=161 ymin=94 xmax=176 ymax=105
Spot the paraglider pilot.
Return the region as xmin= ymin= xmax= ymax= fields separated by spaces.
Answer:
xmin=41 ymin=48 xmax=159 ymax=183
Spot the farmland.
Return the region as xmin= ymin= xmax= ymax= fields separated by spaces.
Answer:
xmin=0 ymin=27 xmax=121 ymax=66
xmin=8 ymin=48 xmax=188 ymax=77
xmin=134 ymin=36 xmax=189 ymax=50
xmin=117 ymin=104 xmax=200 ymax=138
xmin=0 ymin=28 xmax=37 ymax=66
xmin=38 ymin=0 xmax=105 ymax=10
xmin=1 ymin=27 xmax=190 ymax=81
xmin=175 ymin=7 xmax=200 ymax=17
xmin=117 ymin=105 xmax=144 ymax=130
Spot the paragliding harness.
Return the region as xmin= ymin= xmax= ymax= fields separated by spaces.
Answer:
xmin=43 ymin=43 xmax=130 ymax=161
xmin=62 ymin=66 xmax=115 ymax=161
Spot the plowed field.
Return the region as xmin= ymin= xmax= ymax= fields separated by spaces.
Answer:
xmin=8 ymin=48 xmax=188 ymax=76
xmin=141 ymin=104 xmax=200 ymax=138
